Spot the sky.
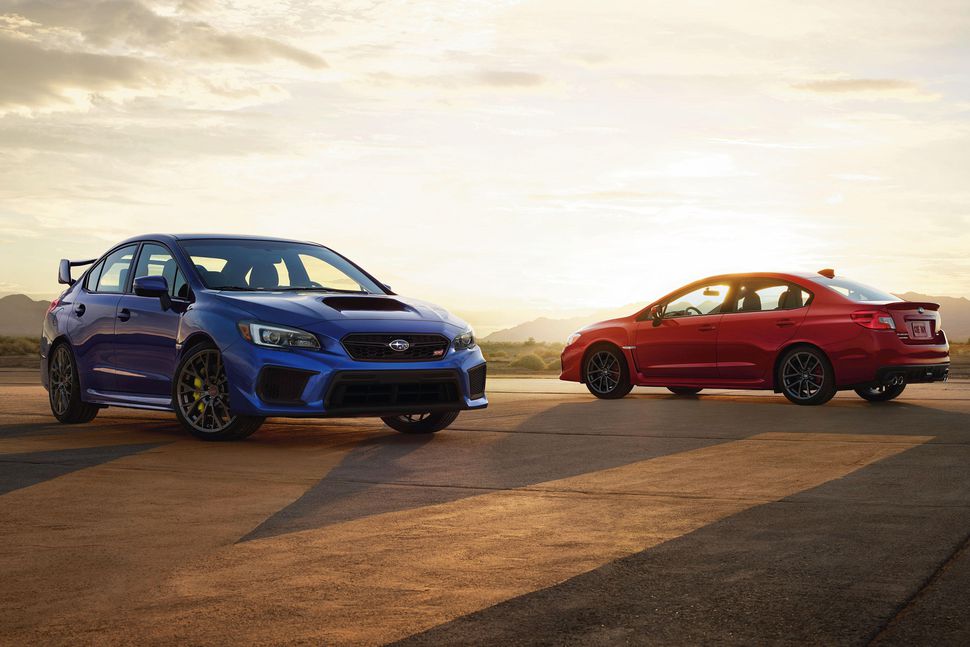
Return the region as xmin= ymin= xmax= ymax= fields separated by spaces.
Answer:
xmin=1 ymin=0 xmax=969 ymax=333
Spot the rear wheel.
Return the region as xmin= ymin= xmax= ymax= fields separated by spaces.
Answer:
xmin=667 ymin=387 xmax=702 ymax=396
xmin=855 ymin=383 xmax=906 ymax=402
xmin=381 ymin=411 xmax=460 ymax=434
xmin=174 ymin=343 xmax=264 ymax=441
xmin=48 ymin=343 xmax=100 ymax=424
xmin=778 ymin=347 xmax=836 ymax=406
xmin=584 ymin=347 xmax=633 ymax=400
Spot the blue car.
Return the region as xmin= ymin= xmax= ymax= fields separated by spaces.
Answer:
xmin=42 ymin=234 xmax=487 ymax=440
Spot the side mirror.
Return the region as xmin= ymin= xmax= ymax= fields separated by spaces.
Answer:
xmin=382 ymin=283 xmax=393 ymax=293
xmin=650 ymin=304 xmax=663 ymax=327
xmin=133 ymin=275 xmax=172 ymax=310
xmin=58 ymin=259 xmax=74 ymax=285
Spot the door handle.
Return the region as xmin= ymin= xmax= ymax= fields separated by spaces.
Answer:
xmin=775 ymin=319 xmax=795 ymax=327
xmin=74 ymin=304 xmax=85 ymax=317
xmin=698 ymin=325 xmax=717 ymax=332
xmin=117 ymin=308 xmax=131 ymax=322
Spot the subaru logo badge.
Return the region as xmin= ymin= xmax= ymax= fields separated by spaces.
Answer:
xmin=918 ymin=307 xmax=924 ymax=314
xmin=389 ymin=339 xmax=410 ymax=352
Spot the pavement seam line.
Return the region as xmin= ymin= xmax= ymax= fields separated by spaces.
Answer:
xmin=866 ymin=526 xmax=970 ymax=645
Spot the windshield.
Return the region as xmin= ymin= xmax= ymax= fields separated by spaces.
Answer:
xmin=809 ymin=276 xmax=900 ymax=303
xmin=179 ymin=239 xmax=384 ymax=293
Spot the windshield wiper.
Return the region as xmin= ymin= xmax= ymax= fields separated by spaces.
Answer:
xmin=209 ymin=286 xmax=255 ymax=291
xmin=276 ymin=287 xmax=371 ymax=294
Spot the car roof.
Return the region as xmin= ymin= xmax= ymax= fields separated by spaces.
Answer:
xmin=686 ymin=271 xmax=822 ymax=284
xmin=115 ymin=233 xmax=318 ymax=247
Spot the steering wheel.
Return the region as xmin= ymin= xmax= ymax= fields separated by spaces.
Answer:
xmin=684 ymin=306 xmax=702 ymax=316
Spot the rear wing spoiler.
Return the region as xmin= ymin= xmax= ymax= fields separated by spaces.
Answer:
xmin=886 ymin=301 xmax=940 ymax=311
xmin=58 ymin=258 xmax=97 ymax=285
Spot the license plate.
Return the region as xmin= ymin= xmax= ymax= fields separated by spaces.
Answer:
xmin=910 ymin=321 xmax=932 ymax=339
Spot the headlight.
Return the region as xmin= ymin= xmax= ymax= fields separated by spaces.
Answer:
xmin=453 ymin=329 xmax=476 ymax=350
xmin=566 ymin=332 xmax=582 ymax=346
xmin=238 ymin=322 xmax=321 ymax=350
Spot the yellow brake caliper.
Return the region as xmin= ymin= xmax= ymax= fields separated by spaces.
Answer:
xmin=194 ymin=376 xmax=205 ymax=413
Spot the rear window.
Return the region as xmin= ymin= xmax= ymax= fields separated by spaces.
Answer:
xmin=809 ymin=277 xmax=900 ymax=303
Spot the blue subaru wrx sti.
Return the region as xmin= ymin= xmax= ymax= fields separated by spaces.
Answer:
xmin=42 ymin=234 xmax=487 ymax=440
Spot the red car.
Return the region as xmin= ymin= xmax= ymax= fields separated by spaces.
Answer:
xmin=560 ymin=270 xmax=950 ymax=405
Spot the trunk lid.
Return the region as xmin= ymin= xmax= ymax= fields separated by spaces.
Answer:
xmin=885 ymin=301 xmax=943 ymax=344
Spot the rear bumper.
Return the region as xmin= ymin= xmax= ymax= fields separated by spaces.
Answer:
xmin=875 ymin=363 xmax=949 ymax=385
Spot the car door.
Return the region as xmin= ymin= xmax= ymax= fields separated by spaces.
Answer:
xmin=68 ymin=244 xmax=138 ymax=393
xmin=634 ymin=282 xmax=730 ymax=379
xmin=716 ymin=280 xmax=812 ymax=380
xmin=113 ymin=243 xmax=191 ymax=396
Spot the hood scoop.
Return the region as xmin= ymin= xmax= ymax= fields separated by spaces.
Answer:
xmin=322 ymin=296 xmax=413 ymax=313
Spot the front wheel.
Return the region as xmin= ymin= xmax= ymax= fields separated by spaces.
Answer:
xmin=174 ymin=343 xmax=264 ymax=441
xmin=778 ymin=347 xmax=836 ymax=406
xmin=584 ymin=347 xmax=633 ymax=400
xmin=855 ymin=383 xmax=906 ymax=402
xmin=382 ymin=411 xmax=460 ymax=434
xmin=48 ymin=343 xmax=100 ymax=424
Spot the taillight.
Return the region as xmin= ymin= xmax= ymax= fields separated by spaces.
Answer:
xmin=47 ymin=298 xmax=60 ymax=314
xmin=850 ymin=310 xmax=895 ymax=330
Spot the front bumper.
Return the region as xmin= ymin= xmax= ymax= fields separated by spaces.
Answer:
xmin=220 ymin=340 xmax=488 ymax=417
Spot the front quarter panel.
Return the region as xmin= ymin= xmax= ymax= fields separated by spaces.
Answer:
xmin=560 ymin=319 xmax=635 ymax=383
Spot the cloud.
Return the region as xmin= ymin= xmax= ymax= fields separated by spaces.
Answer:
xmin=3 ymin=0 xmax=327 ymax=68
xmin=368 ymin=68 xmax=547 ymax=91
xmin=0 ymin=33 xmax=162 ymax=113
xmin=476 ymin=70 xmax=545 ymax=87
xmin=791 ymin=78 xmax=938 ymax=101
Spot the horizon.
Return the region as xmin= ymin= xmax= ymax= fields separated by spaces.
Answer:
xmin=2 ymin=1 xmax=969 ymax=330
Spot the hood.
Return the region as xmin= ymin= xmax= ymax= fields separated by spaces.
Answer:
xmin=210 ymin=291 xmax=470 ymax=334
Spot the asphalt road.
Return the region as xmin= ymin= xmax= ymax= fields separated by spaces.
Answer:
xmin=1 ymin=372 xmax=969 ymax=646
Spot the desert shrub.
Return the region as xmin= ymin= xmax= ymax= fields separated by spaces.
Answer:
xmin=488 ymin=350 xmax=508 ymax=359
xmin=511 ymin=352 xmax=546 ymax=370
xmin=544 ymin=359 xmax=561 ymax=371
xmin=0 ymin=336 xmax=39 ymax=356
xmin=524 ymin=337 xmax=537 ymax=347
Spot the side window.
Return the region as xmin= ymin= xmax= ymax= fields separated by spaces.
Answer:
xmin=732 ymin=282 xmax=810 ymax=312
xmin=171 ymin=268 xmax=189 ymax=299
xmin=133 ymin=243 xmax=178 ymax=293
xmin=663 ymin=283 xmax=729 ymax=318
xmin=94 ymin=245 xmax=137 ymax=294
xmin=85 ymin=260 xmax=105 ymax=291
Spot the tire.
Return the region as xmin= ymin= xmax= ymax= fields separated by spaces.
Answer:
xmin=855 ymin=383 xmax=906 ymax=402
xmin=381 ymin=411 xmax=460 ymax=434
xmin=778 ymin=346 xmax=836 ymax=406
xmin=584 ymin=346 xmax=633 ymax=400
xmin=48 ymin=343 xmax=100 ymax=424
xmin=173 ymin=342 xmax=264 ymax=441
xmin=668 ymin=387 xmax=702 ymax=396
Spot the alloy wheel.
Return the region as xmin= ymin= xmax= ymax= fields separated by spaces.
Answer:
xmin=587 ymin=350 xmax=621 ymax=395
xmin=782 ymin=351 xmax=824 ymax=400
xmin=49 ymin=345 xmax=73 ymax=416
xmin=176 ymin=349 xmax=235 ymax=433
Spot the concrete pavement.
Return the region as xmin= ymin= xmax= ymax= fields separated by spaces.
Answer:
xmin=1 ymin=376 xmax=968 ymax=645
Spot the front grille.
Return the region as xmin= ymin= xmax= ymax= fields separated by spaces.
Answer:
xmin=342 ymin=333 xmax=450 ymax=362
xmin=257 ymin=367 xmax=316 ymax=404
xmin=468 ymin=363 xmax=486 ymax=399
xmin=325 ymin=370 xmax=461 ymax=412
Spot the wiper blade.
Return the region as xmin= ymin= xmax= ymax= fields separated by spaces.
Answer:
xmin=277 ymin=286 xmax=371 ymax=294
xmin=209 ymin=286 xmax=253 ymax=291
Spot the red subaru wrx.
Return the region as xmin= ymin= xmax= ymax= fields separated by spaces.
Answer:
xmin=560 ymin=270 xmax=950 ymax=405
